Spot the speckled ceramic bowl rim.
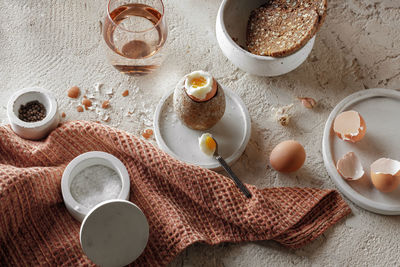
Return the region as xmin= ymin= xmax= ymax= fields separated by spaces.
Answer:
xmin=217 ymin=0 xmax=316 ymax=61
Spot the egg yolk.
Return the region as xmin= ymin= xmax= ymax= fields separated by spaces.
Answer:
xmin=206 ymin=136 xmax=216 ymax=151
xmin=190 ymin=77 xmax=207 ymax=88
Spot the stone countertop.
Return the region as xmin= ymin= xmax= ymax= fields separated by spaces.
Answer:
xmin=0 ymin=0 xmax=399 ymax=266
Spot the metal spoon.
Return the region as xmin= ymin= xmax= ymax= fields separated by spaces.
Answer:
xmin=212 ymin=137 xmax=252 ymax=198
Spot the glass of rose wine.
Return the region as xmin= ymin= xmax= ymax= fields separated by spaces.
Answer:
xmin=103 ymin=0 xmax=167 ymax=75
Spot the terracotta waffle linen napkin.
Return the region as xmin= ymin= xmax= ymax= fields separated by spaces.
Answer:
xmin=0 ymin=121 xmax=350 ymax=266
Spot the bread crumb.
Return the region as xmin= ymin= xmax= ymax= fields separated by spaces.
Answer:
xmin=61 ymin=112 xmax=66 ymax=118
xmin=68 ymin=86 xmax=80 ymax=98
xmin=77 ymin=106 xmax=84 ymax=112
xmin=122 ymin=90 xmax=129 ymax=97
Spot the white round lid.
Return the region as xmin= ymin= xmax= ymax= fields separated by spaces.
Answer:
xmin=80 ymin=199 xmax=149 ymax=267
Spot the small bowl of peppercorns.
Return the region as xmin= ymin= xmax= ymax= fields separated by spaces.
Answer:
xmin=7 ymin=87 xmax=60 ymax=140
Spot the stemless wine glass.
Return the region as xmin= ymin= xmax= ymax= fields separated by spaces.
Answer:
xmin=103 ymin=0 xmax=167 ymax=75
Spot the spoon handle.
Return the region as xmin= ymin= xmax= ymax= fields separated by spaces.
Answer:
xmin=215 ymin=155 xmax=252 ymax=198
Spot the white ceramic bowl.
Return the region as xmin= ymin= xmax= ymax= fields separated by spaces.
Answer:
xmin=7 ymin=87 xmax=60 ymax=140
xmin=216 ymin=0 xmax=315 ymax=76
xmin=61 ymin=151 xmax=131 ymax=222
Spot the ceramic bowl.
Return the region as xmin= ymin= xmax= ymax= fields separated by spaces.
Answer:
xmin=7 ymin=87 xmax=60 ymax=140
xmin=61 ymin=151 xmax=131 ymax=222
xmin=215 ymin=0 xmax=315 ymax=76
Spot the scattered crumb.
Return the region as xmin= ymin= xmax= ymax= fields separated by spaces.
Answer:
xmin=105 ymin=88 xmax=114 ymax=95
xmin=273 ymin=103 xmax=294 ymax=126
xmin=94 ymin=82 xmax=103 ymax=92
xmin=298 ymin=97 xmax=316 ymax=109
xmin=77 ymin=106 xmax=84 ymax=112
xmin=142 ymin=129 xmax=153 ymax=139
xmin=86 ymin=93 xmax=95 ymax=99
xmin=61 ymin=112 xmax=66 ymax=118
xmin=122 ymin=90 xmax=129 ymax=97
xmin=102 ymin=115 xmax=110 ymax=122
xmin=82 ymin=99 xmax=92 ymax=110
xmin=102 ymin=100 xmax=110 ymax=109
xmin=98 ymin=21 xmax=103 ymax=35
xmin=68 ymin=86 xmax=80 ymax=98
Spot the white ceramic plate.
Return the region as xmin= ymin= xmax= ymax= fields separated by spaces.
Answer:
xmin=322 ymin=88 xmax=400 ymax=215
xmin=154 ymin=86 xmax=251 ymax=170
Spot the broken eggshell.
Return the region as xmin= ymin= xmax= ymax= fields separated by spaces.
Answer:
xmin=336 ymin=152 xmax=364 ymax=180
xmin=333 ymin=110 xmax=366 ymax=143
xmin=370 ymin=158 xmax=400 ymax=193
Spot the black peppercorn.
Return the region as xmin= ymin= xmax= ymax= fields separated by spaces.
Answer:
xmin=18 ymin=101 xmax=47 ymax=122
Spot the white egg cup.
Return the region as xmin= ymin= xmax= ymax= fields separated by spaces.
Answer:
xmin=7 ymin=87 xmax=60 ymax=140
xmin=216 ymin=0 xmax=315 ymax=76
xmin=61 ymin=151 xmax=131 ymax=222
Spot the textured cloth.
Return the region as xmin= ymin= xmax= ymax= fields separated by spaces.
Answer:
xmin=0 ymin=121 xmax=351 ymax=266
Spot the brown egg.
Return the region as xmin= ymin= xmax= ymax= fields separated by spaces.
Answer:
xmin=370 ymin=158 xmax=400 ymax=193
xmin=270 ymin=140 xmax=306 ymax=173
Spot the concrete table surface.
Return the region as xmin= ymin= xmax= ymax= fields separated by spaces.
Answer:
xmin=0 ymin=0 xmax=399 ymax=266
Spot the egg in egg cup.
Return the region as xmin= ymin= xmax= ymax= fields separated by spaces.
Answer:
xmin=173 ymin=70 xmax=226 ymax=130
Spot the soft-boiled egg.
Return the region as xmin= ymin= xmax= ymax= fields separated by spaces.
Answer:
xmin=185 ymin=71 xmax=216 ymax=101
xmin=173 ymin=70 xmax=225 ymax=130
xmin=370 ymin=158 xmax=400 ymax=192
xmin=269 ymin=140 xmax=306 ymax=173
xmin=333 ymin=110 xmax=366 ymax=143
xmin=199 ymin=133 xmax=216 ymax=157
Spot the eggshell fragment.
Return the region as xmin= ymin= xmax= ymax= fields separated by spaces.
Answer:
xmin=122 ymin=90 xmax=129 ymax=97
xmin=269 ymin=140 xmax=306 ymax=173
xmin=298 ymin=97 xmax=316 ymax=109
xmin=68 ymin=86 xmax=80 ymax=98
xmin=370 ymin=158 xmax=400 ymax=192
xmin=333 ymin=110 xmax=366 ymax=143
xmin=336 ymin=152 xmax=364 ymax=180
xmin=102 ymin=100 xmax=110 ymax=109
xmin=82 ymin=99 xmax=92 ymax=110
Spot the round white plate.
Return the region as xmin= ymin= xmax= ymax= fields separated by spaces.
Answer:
xmin=322 ymin=88 xmax=400 ymax=215
xmin=154 ymin=86 xmax=251 ymax=170
xmin=80 ymin=200 xmax=149 ymax=266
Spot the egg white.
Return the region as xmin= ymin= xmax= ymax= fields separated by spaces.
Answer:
xmin=185 ymin=70 xmax=213 ymax=100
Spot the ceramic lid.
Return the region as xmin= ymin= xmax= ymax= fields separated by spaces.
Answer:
xmin=80 ymin=199 xmax=149 ymax=267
